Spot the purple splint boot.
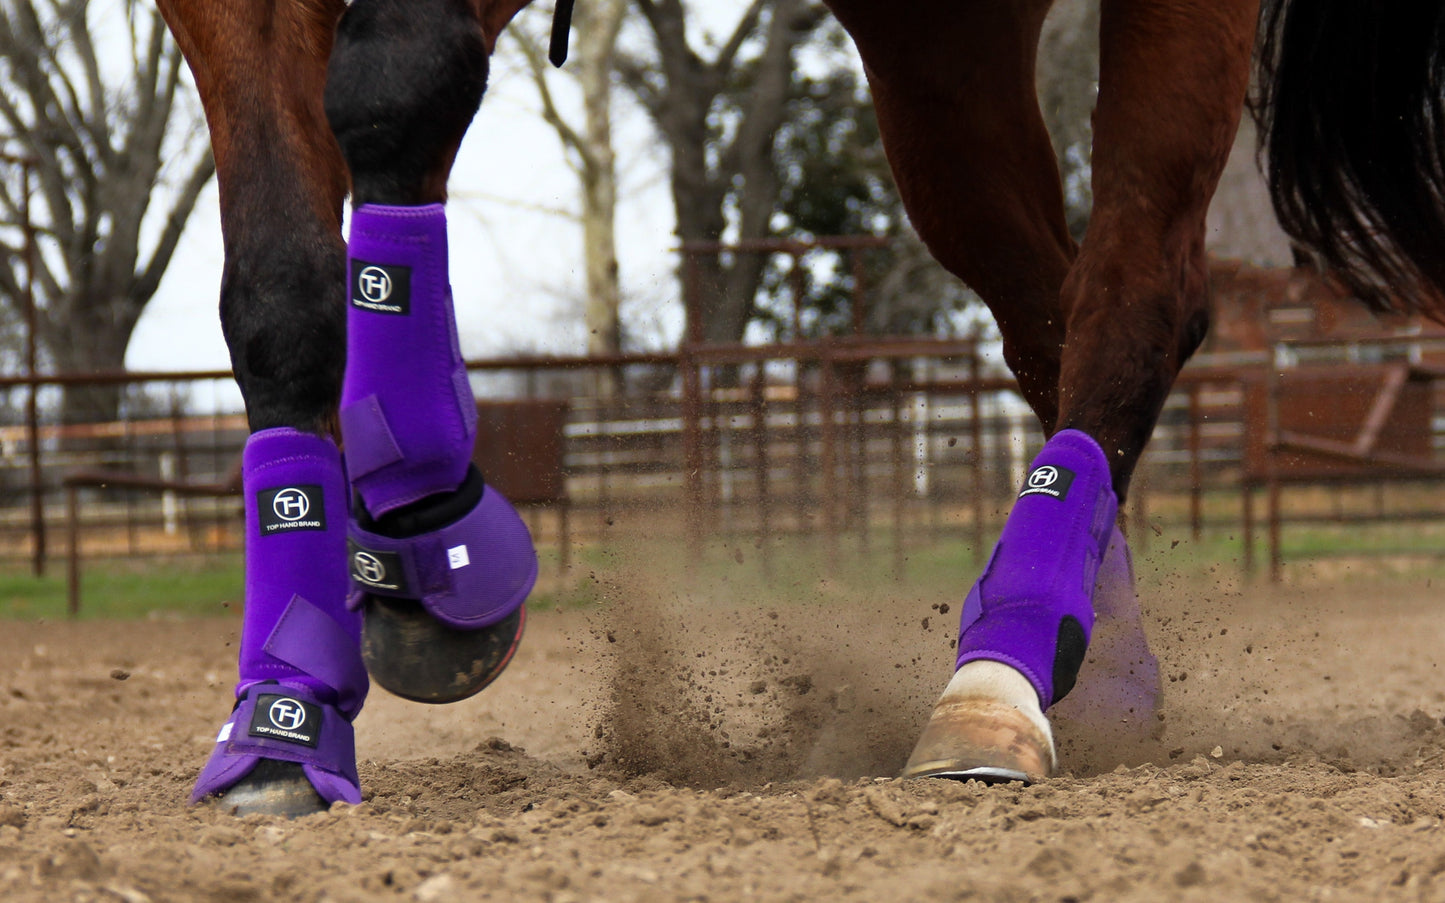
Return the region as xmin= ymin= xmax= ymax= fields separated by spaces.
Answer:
xmin=956 ymin=429 xmax=1117 ymax=710
xmin=341 ymin=204 xmax=477 ymax=518
xmin=340 ymin=204 xmax=536 ymax=701
xmin=193 ymin=429 xmax=367 ymax=809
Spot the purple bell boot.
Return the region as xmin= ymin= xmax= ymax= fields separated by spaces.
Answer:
xmin=955 ymin=429 xmax=1118 ymax=710
xmin=341 ymin=204 xmax=537 ymax=702
xmin=192 ymin=428 xmax=367 ymax=810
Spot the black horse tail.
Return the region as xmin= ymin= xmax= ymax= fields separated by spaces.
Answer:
xmin=1252 ymin=0 xmax=1445 ymax=317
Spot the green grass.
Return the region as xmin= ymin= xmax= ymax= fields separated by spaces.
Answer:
xmin=0 ymin=554 xmax=245 ymax=621
xmin=5 ymin=513 xmax=1445 ymax=622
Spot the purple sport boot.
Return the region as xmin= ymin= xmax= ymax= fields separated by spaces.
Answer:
xmin=341 ymin=204 xmax=537 ymax=703
xmin=903 ymin=429 xmax=1118 ymax=784
xmin=192 ymin=429 xmax=367 ymax=815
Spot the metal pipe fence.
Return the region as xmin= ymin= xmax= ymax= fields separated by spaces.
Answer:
xmin=6 ymin=338 xmax=1445 ymax=596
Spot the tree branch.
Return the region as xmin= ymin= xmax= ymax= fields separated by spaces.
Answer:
xmin=511 ymin=25 xmax=591 ymax=176
xmin=133 ymin=148 xmax=215 ymax=303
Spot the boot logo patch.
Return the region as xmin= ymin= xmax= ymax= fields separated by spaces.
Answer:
xmin=248 ymin=694 xmax=321 ymax=748
xmin=348 ymin=539 xmax=409 ymax=593
xmin=258 ymin=486 xmax=326 ymax=534
xmin=1019 ymin=465 xmax=1075 ymax=501
xmin=351 ymin=259 xmax=411 ymax=315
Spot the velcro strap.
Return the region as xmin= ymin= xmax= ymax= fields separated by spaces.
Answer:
xmin=347 ymin=528 xmax=454 ymax=602
xmin=220 ymin=685 xmax=357 ymax=778
xmin=347 ymin=484 xmax=537 ymax=629
xmin=453 ymin=365 xmax=478 ymax=440
xmin=339 ymin=394 xmax=404 ymax=481
xmin=263 ymin=595 xmax=368 ymax=718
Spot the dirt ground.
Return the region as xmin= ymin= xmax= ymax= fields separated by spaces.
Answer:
xmin=4 ymin=555 xmax=1445 ymax=902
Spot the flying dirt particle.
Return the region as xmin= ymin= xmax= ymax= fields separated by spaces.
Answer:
xmin=938 ymin=603 xmax=949 ymax=614
xmin=109 ymin=669 xmax=130 ymax=681
xmin=607 ymin=632 xmax=617 ymax=644
xmin=733 ymin=548 xmax=745 ymax=565
xmin=947 ymin=437 xmax=958 ymax=447
xmin=781 ymin=675 xmax=813 ymax=696
xmin=1171 ymin=540 xmax=1180 ymax=549
xmin=1210 ymin=745 xmax=1223 ymax=758
xmin=1174 ymin=862 xmax=1207 ymax=888
xmin=921 ymin=618 xmax=930 ymax=631
xmin=605 ymin=516 xmax=615 ymax=527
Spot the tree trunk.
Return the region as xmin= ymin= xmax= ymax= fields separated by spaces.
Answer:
xmin=625 ymin=0 xmax=826 ymax=347
xmin=577 ymin=0 xmax=626 ymax=364
xmin=44 ymin=288 xmax=145 ymax=424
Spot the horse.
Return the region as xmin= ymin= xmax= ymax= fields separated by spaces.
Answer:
xmin=150 ymin=0 xmax=1445 ymax=815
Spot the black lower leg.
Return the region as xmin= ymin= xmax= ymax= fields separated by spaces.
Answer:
xmin=221 ymin=201 xmax=346 ymax=434
xmin=324 ymin=0 xmax=489 ymax=206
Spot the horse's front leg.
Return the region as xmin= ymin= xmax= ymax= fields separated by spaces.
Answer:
xmin=323 ymin=0 xmax=538 ymax=705
xmin=907 ymin=0 xmax=1260 ymax=782
xmin=158 ymin=0 xmax=370 ymax=815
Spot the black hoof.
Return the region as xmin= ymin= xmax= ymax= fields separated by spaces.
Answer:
xmin=361 ymin=598 xmax=525 ymax=704
xmin=211 ymin=759 xmax=327 ymax=819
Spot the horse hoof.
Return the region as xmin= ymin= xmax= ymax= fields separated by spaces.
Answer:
xmin=210 ymin=759 xmax=327 ymax=818
xmin=362 ymin=597 xmax=526 ymax=704
xmin=901 ymin=661 xmax=1055 ymax=785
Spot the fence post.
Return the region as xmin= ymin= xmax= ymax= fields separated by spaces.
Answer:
xmin=1188 ymin=381 xmax=1203 ymax=540
xmin=750 ymin=365 xmax=773 ymax=580
xmin=66 ymin=483 xmax=80 ymax=617
xmin=969 ymin=344 xmax=986 ymax=564
xmin=820 ymin=348 xmax=839 ymax=576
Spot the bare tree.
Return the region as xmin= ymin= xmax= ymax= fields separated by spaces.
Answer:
xmin=511 ymin=0 xmax=629 ymax=370
xmin=618 ymin=0 xmax=827 ymax=347
xmin=0 ymin=0 xmax=215 ymax=423
xmin=1037 ymin=0 xmax=1100 ymax=241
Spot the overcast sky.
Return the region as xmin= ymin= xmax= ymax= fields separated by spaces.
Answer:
xmin=125 ymin=8 xmax=695 ymax=375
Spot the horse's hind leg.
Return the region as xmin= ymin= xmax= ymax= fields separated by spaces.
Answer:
xmin=324 ymin=0 xmax=538 ymax=703
xmin=925 ymin=1 xmax=1258 ymax=781
xmin=828 ymin=0 xmax=1074 ymax=431
xmin=832 ymin=0 xmax=1098 ymax=781
xmin=157 ymin=0 xmax=369 ymax=815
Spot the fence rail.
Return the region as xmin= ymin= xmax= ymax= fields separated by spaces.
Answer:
xmin=5 ymin=337 xmax=1445 ymax=590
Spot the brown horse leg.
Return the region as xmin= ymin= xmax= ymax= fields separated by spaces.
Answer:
xmin=322 ymin=0 xmax=540 ymax=705
xmin=826 ymin=0 xmax=1074 ymax=430
xmin=1057 ymin=0 xmax=1258 ymax=496
xmin=157 ymin=1 xmax=363 ymax=816
xmin=1030 ymin=1 xmax=1258 ymax=766
xmin=156 ymin=0 xmax=350 ymax=433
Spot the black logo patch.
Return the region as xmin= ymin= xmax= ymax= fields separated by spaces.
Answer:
xmin=350 ymin=259 xmax=411 ymax=315
xmin=257 ymin=485 xmax=326 ymax=534
xmin=348 ymin=539 xmax=409 ymax=594
xmin=248 ymin=694 xmax=322 ymax=748
xmin=1018 ymin=465 xmax=1076 ymax=501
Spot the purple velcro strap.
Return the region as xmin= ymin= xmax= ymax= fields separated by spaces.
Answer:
xmin=339 ymin=395 xmax=405 ymax=482
xmin=347 ymin=484 xmax=537 ymax=629
xmin=191 ymin=684 xmax=360 ymax=806
xmin=263 ymin=595 xmax=369 ymax=719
